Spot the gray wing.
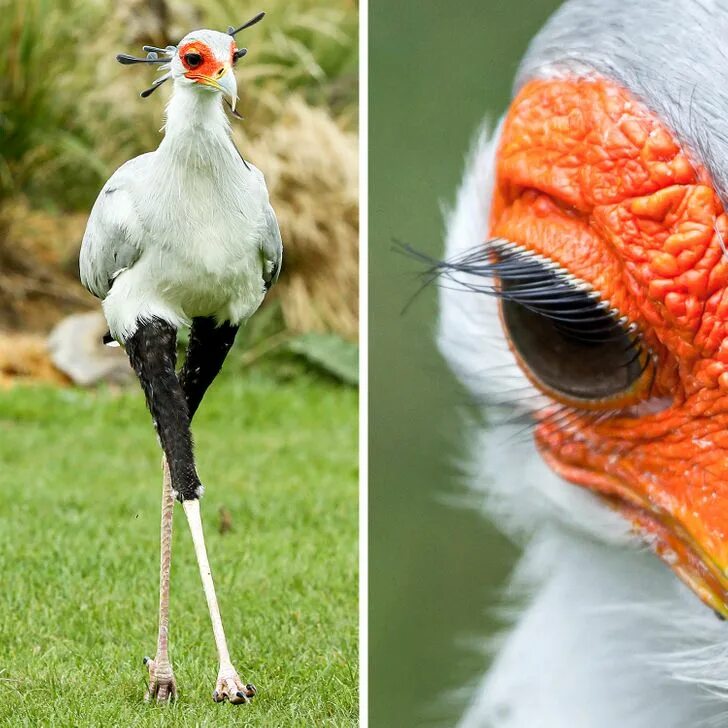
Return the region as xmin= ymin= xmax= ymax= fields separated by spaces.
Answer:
xmin=261 ymin=204 xmax=283 ymax=291
xmin=79 ymin=155 xmax=150 ymax=299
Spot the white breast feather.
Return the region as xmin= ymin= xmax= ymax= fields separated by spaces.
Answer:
xmin=81 ymin=86 xmax=278 ymax=342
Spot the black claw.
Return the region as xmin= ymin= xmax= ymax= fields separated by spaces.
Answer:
xmin=213 ymin=689 xmax=221 ymax=702
xmin=143 ymin=656 xmax=150 ymax=665
xmin=246 ymin=683 xmax=257 ymax=695
xmin=236 ymin=691 xmax=246 ymax=699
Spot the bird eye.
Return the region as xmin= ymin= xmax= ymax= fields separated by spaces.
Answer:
xmin=410 ymin=237 xmax=653 ymax=406
xmin=183 ymin=52 xmax=203 ymax=69
xmin=497 ymin=246 xmax=648 ymax=403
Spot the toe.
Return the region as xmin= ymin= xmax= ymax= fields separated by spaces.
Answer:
xmin=143 ymin=656 xmax=176 ymax=704
xmin=226 ymin=677 xmax=250 ymax=705
xmin=229 ymin=690 xmax=249 ymax=705
xmin=213 ymin=670 xmax=254 ymax=705
xmin=144 ymin=660 xmax=157 ymax=702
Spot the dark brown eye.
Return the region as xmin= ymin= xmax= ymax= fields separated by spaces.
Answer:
xmin=497 ymin=245 xmax=647 ymax=402
xmin=184 ymin=52 xmax=202 ymax=68
xmin=502 ymin=296 xmax=644 ymax=401
xmin=401 ymin=236 xmax=652 ymax=405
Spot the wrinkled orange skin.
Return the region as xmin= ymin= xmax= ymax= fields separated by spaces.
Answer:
xmin=492 ymin=78 xmax=728 ymax=614
xmin=179 ymin=40 xmax=235 ymax=79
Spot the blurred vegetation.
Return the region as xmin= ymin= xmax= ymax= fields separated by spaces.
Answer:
xmin=0 ymin=0 xmax=357 ymax=208
xmin=0 ymin=0 xmax=104 ymax=207
xmin=0 ymin=0 xmax=358 ymax=339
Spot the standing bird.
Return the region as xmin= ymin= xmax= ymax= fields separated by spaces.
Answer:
xmin=432 ymin=0 xmax=728 ymax=725
xmin=80 ymin=12 xmax=281 ymax=705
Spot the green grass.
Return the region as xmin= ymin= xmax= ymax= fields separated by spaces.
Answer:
xmin=0 ymin=367 xmax=358 ymax=726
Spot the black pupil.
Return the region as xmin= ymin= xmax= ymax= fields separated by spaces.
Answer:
xmin=500 ymin=269 xmax=644 ymax=401
xmin=185 ymin=52 xmax=202 ymax=68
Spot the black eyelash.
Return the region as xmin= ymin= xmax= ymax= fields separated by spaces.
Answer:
xmin=395 ymin=237 xmax=649 ymax=369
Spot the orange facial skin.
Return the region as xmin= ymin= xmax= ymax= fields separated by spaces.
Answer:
xmin=492 ymin=78 xmax=728 ymax=616
xmin=179 ymin=40 xmax=235 ymax=80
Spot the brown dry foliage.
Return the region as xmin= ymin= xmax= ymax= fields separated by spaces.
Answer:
xmin=246 ymin=98 xmax=358 ymax=339
xmin=0 ymin=333 xmax=70 ymax=388
xmin=0 ymin=206 xmax=90 ymax=331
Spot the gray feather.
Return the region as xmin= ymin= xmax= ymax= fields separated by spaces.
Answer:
xmin=79 ymin=154 xmax=151 ymax=299
xmin=260 ymin=204 xmax=283 ymax=291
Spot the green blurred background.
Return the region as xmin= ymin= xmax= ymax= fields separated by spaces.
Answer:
xmin=369 ymin=1 xmax=562 ymax=725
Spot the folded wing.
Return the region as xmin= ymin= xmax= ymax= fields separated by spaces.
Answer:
xmin=80 ymin=155 xmax=150 ymax=299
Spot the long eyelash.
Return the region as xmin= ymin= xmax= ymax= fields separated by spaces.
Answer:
xmin=500 ymin=403 xmax=622 ymax=448
xmin=396 ymin=238 xmax=659 ymax=427
xmin=396 ymin=237 xmax=647 ymax=360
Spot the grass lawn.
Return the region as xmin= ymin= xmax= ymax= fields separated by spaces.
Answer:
xmin=0 ymin=366 xmax=358 ymax=726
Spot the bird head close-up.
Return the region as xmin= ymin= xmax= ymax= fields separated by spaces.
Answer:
xmin=115 ymin=11 xmax=266 ymax=113
xmin=427 ymin=0 xmax=728 ymax=724
xmin=454 ymin=76 xmax=728 ymax=618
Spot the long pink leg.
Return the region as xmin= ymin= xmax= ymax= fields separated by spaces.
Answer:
xmin=183 ymin=499 xmax=256 ymax=704
xmin=144 ymin=458 xmax=177 ymax=702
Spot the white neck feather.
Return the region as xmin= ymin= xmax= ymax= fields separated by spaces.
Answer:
xmin=459 ymin=530 xmax=728 ymax=728
xmin=157 ymin=83 xmax=236 ymax=169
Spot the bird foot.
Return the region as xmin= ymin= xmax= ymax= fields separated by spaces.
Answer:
xmin=143 ymin=655 xmax=177 ymax=703
xmin=212 ymin=665 xmax=256 ymax=704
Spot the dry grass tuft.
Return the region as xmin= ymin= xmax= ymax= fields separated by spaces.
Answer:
xmin=0 ymin=333 xmax=69 ymax=387
xmin=0 ymin=204 xmax=90 ymax=331
xmin=244 ymin=98 xmax=358 ymax=339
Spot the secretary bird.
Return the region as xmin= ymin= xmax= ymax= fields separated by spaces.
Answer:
xmin=423 ymin=0 xmax=728 ymax=725
xmin=79 ymin=12 xmax=281 ymax=704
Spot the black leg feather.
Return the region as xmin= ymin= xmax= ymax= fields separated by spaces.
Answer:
xmin=178 ymin=317 xmax=239 ymax=421
xmin=126 ymin=318 xmax=202 ymax=501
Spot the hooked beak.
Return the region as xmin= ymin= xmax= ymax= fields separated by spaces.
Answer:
xmin=192 ymin=64 xmax=238 ymax=111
